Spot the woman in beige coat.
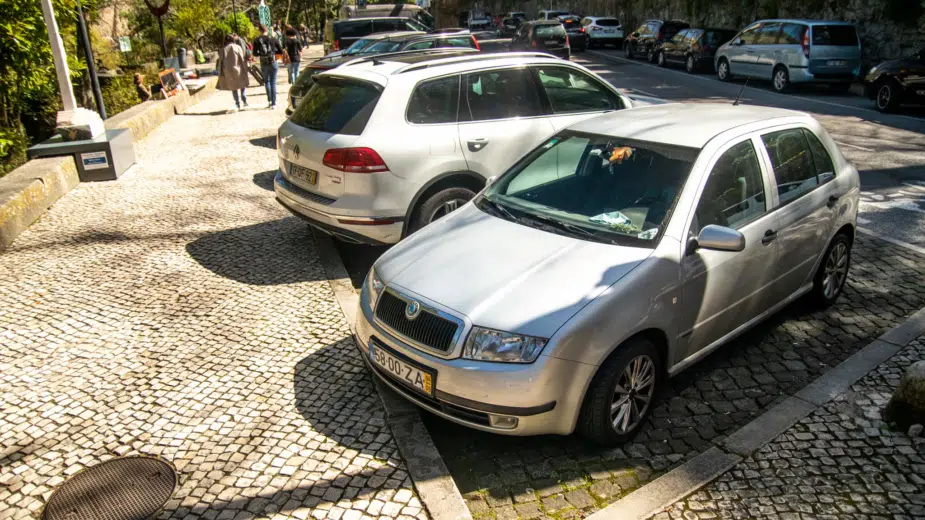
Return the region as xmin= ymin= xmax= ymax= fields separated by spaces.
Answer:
xmin=217 ymin=34 xmax=250 ymax=110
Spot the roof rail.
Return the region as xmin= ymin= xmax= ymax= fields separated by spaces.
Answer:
xmin=340 ymin=48 xmax=478 ymax=67
xmin=394 ymin=52 xmax=556 ymax=74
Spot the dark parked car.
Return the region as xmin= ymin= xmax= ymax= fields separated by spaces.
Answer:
xmin=558 ymin=15 xmax=587 ymax=52
xmin=498 ymin=17 xmax=521 ymax=38
xmin=624 ymin=19 xmax=690 ymax=62
xmin=656 ymin=27 xmax=737 ymax=73
xmin=511 ymin=20 xmax=570 ymax=60
xmin=324 ymin=17 xmax=430 ymax=54
xmin=865 ymin=47 xmax=925 ymax=112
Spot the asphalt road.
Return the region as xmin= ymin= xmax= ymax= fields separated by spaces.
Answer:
xmin=573 ymin=49 xmax=925 ymax=251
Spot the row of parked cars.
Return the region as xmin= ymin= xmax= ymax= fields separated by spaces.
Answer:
xmin=275 ymin=42 xmax=861 ymax=444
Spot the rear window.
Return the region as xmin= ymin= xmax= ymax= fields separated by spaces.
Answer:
xmin=811 ymin=25 xmax=858 ymax=46
xmin=535 ymin=24 xmax=567 ymax=38
xmin=290 ymin=77 xmax=381 ymax=135
xmin=443 ymin=36 xmax=476 ymax=48
xmin=337 ymin=20 xmax=372 ymax=38
xmin=595 ymin=18 xmax=620 ymax=26
xmin=704 ymin=30 xmax=736 ymax=46
xmin=779 ymin=23 xmax=806 ymax=45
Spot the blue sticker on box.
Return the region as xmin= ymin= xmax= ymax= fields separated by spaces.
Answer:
xmin=81 ymin=151 xmax=109 ymax=171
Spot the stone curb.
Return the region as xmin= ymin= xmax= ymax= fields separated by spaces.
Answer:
xmin=588 ymin=302 xmax=925 ymax=520
xmin=311 ymin=229 xmax=473 ymax=520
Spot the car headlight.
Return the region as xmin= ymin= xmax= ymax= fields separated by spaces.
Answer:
xmin=366 ymin=268 xmax=384 ymax=310
xmin=463 ymin=327 xmax=547 ymax=363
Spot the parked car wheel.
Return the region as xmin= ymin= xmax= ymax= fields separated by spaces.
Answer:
xmin=409 ymin=186 xmax=476 ymax=233
xmin=656 ymin=51 xmax=666 ymax=67
xmin=772 ymin=66 xmax=791 ymax=93
xmin=716 ymin=58 xmax=731 ymax=82
xmin=646 ymin=45 xmax=657 ymax=63
xmin=685 ymin=54 xmax=696 ymax=73
xmin=810 ymin=233 xmax=852 ymax=307
xmin=577 ymin=337 xmax=662 ymax=446
xmin=875 ymin=80 xmax=902 ymax=113
xmin=624 ymin=41 xmax=634 ymax=59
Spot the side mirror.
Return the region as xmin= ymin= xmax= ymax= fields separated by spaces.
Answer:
xmin=732 ymin=37 xmax=743 ymax=46
xmin=687 ymin=225 xmax=745 ymax=255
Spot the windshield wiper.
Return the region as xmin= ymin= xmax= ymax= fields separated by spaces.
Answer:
xmin=478 ymin=197 xmax=519 ymax=222
xmin=521 ymin=213 xmax=617 ymax=245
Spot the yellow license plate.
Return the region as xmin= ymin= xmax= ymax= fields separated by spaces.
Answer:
xmin=290 ymin=164 xmax=317 ymax=185
xmin=371 ymin=344 xmax=434 ymax=396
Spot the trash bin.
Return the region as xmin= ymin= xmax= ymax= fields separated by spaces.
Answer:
xmin=177 ymin=47 xmax=188 ymax=69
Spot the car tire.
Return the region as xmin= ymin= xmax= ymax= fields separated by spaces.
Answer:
xmin=656 ymin=51 xmax=666 ymax=67
xmin=717 ymin=58 xmax=731 ymax=82
xmin=810 ymin=233 xmax=852 ymax=307
xmin=685 ymin=54 xmax=696 ymax=73
xmin=772 ymin=66 xmax=791 ymax=93
xmin=408 ymin=186 xmax=476 ymax=234
xmin=646 ymin=45 xmax=656 ymax=63
xmin=624 ymin=41 xmax=633 ymax=59
xmin=577 ymin=337 xmax=662 ymax=446
xmin=875 ymin=80 xmax=901 ymax=113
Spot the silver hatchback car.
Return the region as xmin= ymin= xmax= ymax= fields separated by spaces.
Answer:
xmin=355 ymin=103 xmax=859 ymax=445
xmin=715 ymin=19 xmax=861 ymax=93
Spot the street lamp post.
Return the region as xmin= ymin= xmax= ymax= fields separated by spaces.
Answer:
xmin=75 ymin=0 xmax=107 ymax=120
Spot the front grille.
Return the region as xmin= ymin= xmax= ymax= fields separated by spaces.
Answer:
xmin=375 ymin=291 xmax=459 ymax=352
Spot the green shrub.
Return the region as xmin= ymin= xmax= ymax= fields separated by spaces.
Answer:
xmin=101 ymin=74 xmax=143 ymax=117
xmin=0 ymin=126 xmax=30 ymax=178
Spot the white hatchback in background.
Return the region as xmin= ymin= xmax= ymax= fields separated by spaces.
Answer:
xmin=582 ymin=16 xmax=624 ymax=48
xmin=275 ymin=50 xmax=635 ymax=245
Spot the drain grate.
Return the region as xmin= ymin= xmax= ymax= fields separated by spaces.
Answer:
xmin=42 ymin=456 xmax=177 ymax=520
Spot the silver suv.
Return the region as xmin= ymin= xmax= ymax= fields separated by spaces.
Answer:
xmin=715 ymin=19 xmax=861 ymax=93
xmin=275 ymin=50 xmax=633 ymax=244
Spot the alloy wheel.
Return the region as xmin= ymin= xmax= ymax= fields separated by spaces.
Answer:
xmin=823 ymin=242 xmax=849 ymax=299
xmin=428 ymin=198 xmax=466 ymax=223
xmin=877 ymin=84 xmax=892 ymax=110
xmin=774 ymin=69 xmax=787 ymax=91
xmin=686 ymin=56 xmax=694 ymax=72
xmin=718 ymin=61 xmax=729 ymax=80
xmin=611 ymin=355 xmax=655 ymax=434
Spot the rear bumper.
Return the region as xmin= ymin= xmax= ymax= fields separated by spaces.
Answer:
xmin=790 ymin=67 xmax=857 ymax=84
xmin=274 ymin=171 xmax=404 ymax=245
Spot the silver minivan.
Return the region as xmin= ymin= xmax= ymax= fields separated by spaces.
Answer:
xmin=715 ymin=19 xmax=861 ymax=92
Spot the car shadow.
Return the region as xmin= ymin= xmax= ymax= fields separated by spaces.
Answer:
xmin=250 ymin=135 xmax=276 ymax=149
xmin=185 ymin=218 xmax=328 ymax=285
xmin=253 ymin=170 xmax=276 ymax=191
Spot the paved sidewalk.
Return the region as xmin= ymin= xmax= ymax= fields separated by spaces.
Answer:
xmin=0 ymin=66 xmax=424 ymax=520
xmin=660 ymin=337 xmax=925 ymax=519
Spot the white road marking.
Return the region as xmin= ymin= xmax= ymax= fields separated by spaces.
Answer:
xmin=904 ymin=181 xmax=925 ymax=191
xmin=585 ymin=50 xmax=925 ymax=124
xmin=857 ymin=217 xmax=871 ymax=225
xmin=835 ymin=141 xmax=875 ymax=152
xmin=858 ymin=226 xmax=925 ymax=256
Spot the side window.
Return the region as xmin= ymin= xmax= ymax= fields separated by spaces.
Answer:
xmin=373 ymin=19 xmax=403 ymax=32
xmin=671 ymin=30 xmax=687 ymax=43
xmin=688 ymin=30 xmax=702 ymax=44
xmin=738 ymin=24 xmax=761 ymax=45
xmin=464 ymin=68 xmax=543 ymax=121
xmin=407 ymin=75 xmax=460 ymax=124
xmin=634 ymin=23 xmax=648 ymax=35
xmin=802 ymin=129 xmax=836 ymax=183
xmin=444 ymin=37 xmax=475 ymax=48
xmin=581 ymin=18 xmax=591 ymax=26
xmin=761 ymin=129 xmax=817 ymax=205
xmin=339 ymin=21 xmax=373 ymax=38
xmin=693 ymin=140 xmax=766 ymax=233
xmin=778 ymin=23 xmax=806 ymax=45
xmin=534 ymin=67 xmax=618 ymax=113
xmin=755 ymin=22 xmax=782 ymax=44
xmin=404 ymin=40 xmax=434 ymax=50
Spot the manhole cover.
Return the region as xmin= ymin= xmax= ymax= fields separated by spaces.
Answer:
xmin=43 ymin=456 xmax=177 ymax=520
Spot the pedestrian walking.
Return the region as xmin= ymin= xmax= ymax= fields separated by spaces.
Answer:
xmin=284 ymin=26 xmax=303 ymax=85
xmin=217 ymin=34 xmax=250 ymax=111
xmin=134 ymin=73 xmax=152 ymax=102
xmin=253 ymin=23 xmax=283 ymax=109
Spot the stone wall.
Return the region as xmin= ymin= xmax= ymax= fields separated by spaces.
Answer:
xmin=436 ymin=0 xmax=925 ymax=62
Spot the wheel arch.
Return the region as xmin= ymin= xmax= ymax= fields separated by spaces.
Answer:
xmin=577 ymin=327 xmax=671 ymax=407
xmin=402 ymin=170 xmax=486 ymax=237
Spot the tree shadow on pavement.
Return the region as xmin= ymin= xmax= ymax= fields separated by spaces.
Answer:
xmin=250 ymin=135 xmax=276 ymax=149
xmin=253 ymin=170 xmax=276 ymax=191
xmin=180 ymin=109 xmax=234 ymax=116
xmin=185 ymin=218 xmax=328 ymax=285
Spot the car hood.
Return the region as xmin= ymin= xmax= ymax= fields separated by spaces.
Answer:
xmin=873 ymin=57 xmax=924 ymax=73
xmin=375 ymin=205 xmax=653 ymax=339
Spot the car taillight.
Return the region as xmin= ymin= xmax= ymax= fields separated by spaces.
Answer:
xmin=471 ymin=35 xmax=481 ymax=50
xmin=579 ymin=27 xmax=585 ymax=33
xmin=531 ymin=39 xmax=537 ymax=47
xmin=801 ymin=28 xmax=810 ymax=57
xmin=322 ymin=148 xmax=389 ymax=173
xmin=565 ymin=35 xmax=570 ymax=47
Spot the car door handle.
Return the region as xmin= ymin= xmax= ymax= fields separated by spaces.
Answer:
xmin=761 ymin=229 xmax=778 ymax=244
xmin=467 ymin=139 xmax=488 ymax=152
xmin=827 ymin=194 xmax=840 ymax=208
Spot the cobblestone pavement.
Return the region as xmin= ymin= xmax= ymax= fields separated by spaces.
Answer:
xmin=660 ymin=337 xmax=925 ymax=520
xmin=420 ymin=235 xmax=925 ymax=519
xmin=0 ymin=66 xmax=426 ymax=520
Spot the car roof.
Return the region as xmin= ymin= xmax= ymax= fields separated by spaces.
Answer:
xmin=751 ymin=19 xmax=856 ymax=25
xmin=585 ymin=16 xmax=619 ymax=19
xmin=569 ymin=104 xmax=809 ymax=148
xmin=335 ymin=16 xmax=414 ymax=23
xmin=362 ymin=31 xmax=425 ymax=41
xmin=528 ymin=20 xmax=565 ymax=26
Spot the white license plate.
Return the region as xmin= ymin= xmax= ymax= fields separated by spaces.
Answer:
xmin=545 ymin=40 xmax=559 ymax=45
xmin=371 ymin=343 xmax=434 ymax=396
xmin=290 ymin=164 xmax=317 ymax=185
xmin=827 ymin=60 xmax=846 ymax=66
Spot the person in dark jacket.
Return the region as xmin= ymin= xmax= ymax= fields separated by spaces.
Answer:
xmin=252 ymin=23 xmax=283 ymax=109
xmin=134 ymin=73 xmax=151 ymax=102
xmin=284 ymin=26 xmax=303 ymax=84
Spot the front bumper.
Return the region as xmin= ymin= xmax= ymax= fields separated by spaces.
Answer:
xmin=274 ymin=171 xmax=404 ymax=245
xmin=354 ymin=291 xmax=596 ymax=436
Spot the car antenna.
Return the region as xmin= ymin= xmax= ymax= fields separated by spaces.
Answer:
xmin=733 ymin=78 xmax=750 ymax=106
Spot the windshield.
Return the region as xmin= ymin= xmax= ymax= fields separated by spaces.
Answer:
xmin=479 ymin=132 xmax=698 ymax=246
xmin=535 ymin=24 xmax=567 ymax=38
xmin=596 ymin=18 xmax=620 ymax=26
xmin=362 ymin=40 xmax=403 ymax=53
xmin=344 ymin=38 xmax=376 ymax=55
